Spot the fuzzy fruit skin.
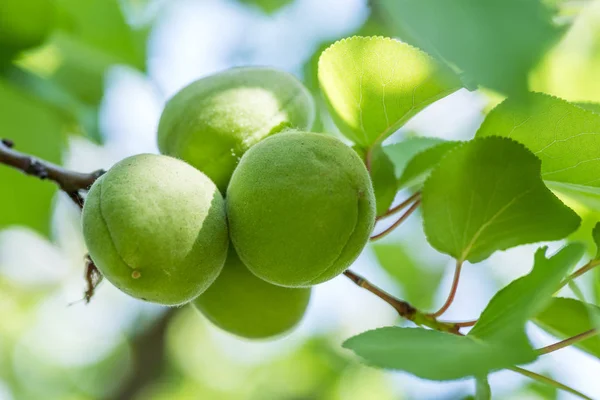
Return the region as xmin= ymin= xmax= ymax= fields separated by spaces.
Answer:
xmin=193 ymin=248 xmax=311 ymax=339
xmin=0 ymin=0 xmax=55 ymax=54
xmin=82 ymin=154 xmax=228 ymax=306
xmin=227 ymin=132 xmax=376 ymax=287
xmin=157 ymin=67 xmax=315 ymax=193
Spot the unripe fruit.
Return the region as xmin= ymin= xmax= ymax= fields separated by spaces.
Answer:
xmin=0 ymin=0 xmax=55 ymax=55
xmin=157 ymin=67 xmax=315 ymax=192
xmin=82 ymin=154 xmax=228 ymax=306
xmin=227 ymin=132 xmax=376 ymax=287
xmin=193 ymin=248 xmax=311 ymax=339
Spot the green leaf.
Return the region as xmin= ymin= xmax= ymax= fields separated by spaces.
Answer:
xmin=475 ymin=376 xmax=491 ymax=400
xmin=318 ymin=36 xmax=461 ymax=148
xmin=0 ymin=79 xmax=65 ymax=236
xmin=382 ymin=137 xmax=445 ymax=180
xmin=379 ymin=0 xmax=565 ymax=95
xmin=355 ymin=146 xmax=397 ymax=216
xmin=470 ymin=245 xmax=585 ymax=344
xmin=397 ymin=141 xmax=460 ymax=189
xmin=343 ymin=327 xmax=524 ymax=381
xmin=371 ymin=242 xmax=444 ymax=309
xmin=534 ymin=297 xmax=600 ymax=359
xmin=477 ymin=93 xmax=600 ymax=209
xmin=422 ymin=137 xmax=580 ymax=263
xmin=346 ymin=245 xmax=583 ymax=380
xmin=575 ymin=102 xmax=600 ymax=115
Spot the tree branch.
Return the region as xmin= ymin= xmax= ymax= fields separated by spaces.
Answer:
xmin=376 ymin=192 xmax=421 ymax=221
xmin=0 ymin=138 xmax=105 ymax=208
xmin=510 ymin=366 xmax=592 ymax=400
xmin=370 ymin=199 xmax=421 ymax=241
xmin=343 ymin=269 xmax=460 ymax=333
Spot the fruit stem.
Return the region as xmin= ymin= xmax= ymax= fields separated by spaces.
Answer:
xmin=343 ymin=269 xmax=460 ymax=333
xmin=510 ymin=366 xmax=592 ymax=400
xmin=370 ymin=199 xmax=421 ymax=241
xmin=429 ymin=260 xmax=463 ymax=318
xmin=0 ymin=138 xmax=105 ymax=208
xmin=537 ymin=328 xmax=599 ymax=355
xmin=376 ymin=192 xmax=421 ymax=221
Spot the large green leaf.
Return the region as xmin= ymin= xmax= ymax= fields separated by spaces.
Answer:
xmin=318 ymin=36 xmax=461 ymax=148
xmin=477 ymin=93 xmax=600 ymax=209
xmin=422 ymin=137 xmax=580 ymax=263
xmin=344 ymin=245 xmax=583 ymax=380
xmin=371 ymin=242 xmax=444 ymax=309
xmin=0 ymin=79 xmax=65 ymax=236
xmin=534 ymin=297 xmax=600 ymax=359
xmin=378 ymin=0 xmax=565 ymax=94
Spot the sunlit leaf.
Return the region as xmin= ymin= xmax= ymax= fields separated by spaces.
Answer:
xmin=318 ymin=36 xmax=461 ymax=148
xmin=378 ymin=0 xmax=565 ymax=94
xmin=477 ymin=93 xmax=600 ymax=210
xmin=345 ymin=245 xmax=583 ymax=380
xmin=534 ymin=297 xmax=600 ymax=359
xmin=422 ymin=137 xmax=580 ymax=262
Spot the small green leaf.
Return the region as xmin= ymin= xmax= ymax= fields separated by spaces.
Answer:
xmin=534 ymin=297 xmax=600 ymax=359
xmin=398 ymin=141 xmax=460 ymax=189
xmin=344 ymin=245 xmax=583 ymax=380
xmin=470 ymin=245 xmax=585 ymax=344
xmin=475 ymin=376 xmax=491 ymax=400
xmin=371 ymin=242 xmax=444 ymax=309
xmin=477 ymin=93 xmax=600 ymax=208
xmin=383 ymin=137 xmax=445 ymax=180
xmin=422 ymin=137 xmax=580 ymax=263
xmin=355 ymin=146 xmax=397 ymax=216
xmin=318 ymin=36 xmax=461 ymax=147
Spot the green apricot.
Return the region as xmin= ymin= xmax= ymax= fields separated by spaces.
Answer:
xmin=82 ymin=154 xmax=228 ymax=306
xmin=157 ymin=67 xmax=315 ymax=192
xmin=0 ymin=0 xmax=55 ymax=55
xmin=193 ymin=248 xmax=311 ymax=339
xmin=227 ymin=132 xmax=376 ymax=287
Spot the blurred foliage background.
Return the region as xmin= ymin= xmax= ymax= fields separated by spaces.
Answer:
xmin=1 ymin=0 xmax=600 ymax=399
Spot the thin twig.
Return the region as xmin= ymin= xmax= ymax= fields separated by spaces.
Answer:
xmin=0 ymin=139 xmax=105 ymax=208
xmin=537 ymin=329 xmax=599 ymax=355
xmin=510 ymin=366 xmax=592 ymax=400
xmin=343 ymin=269 xmax=460 ymax=333
xmin=430 ymin=260 xmax=463 ymax=318
xmin=370 ymin=199 xmax=421 ymax=241
xmin=559 ymin=259 xmax=600 ymax=291
xmin=448 ymin=319 xmax=478 ymax=328
xmin=376 ymin=192 xmax=421 ymax=221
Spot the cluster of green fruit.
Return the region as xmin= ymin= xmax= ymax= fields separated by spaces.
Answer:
xmin=82 ymin=67 xmax=376 ymax=339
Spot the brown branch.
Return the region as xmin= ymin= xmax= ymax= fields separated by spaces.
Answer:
xmin=0 ymin=138 xmax=105 ymax=208
xmin=343 ymin=269 xmax=460 ymax=334
xmin=537 ymin=328 xmax=600 ymax=355
xmin=376 ymin=192 xmax=421 ymax=221
xmin=429 ymin=260 xmax=463 ymax=318
xmin=510 ymin=366 xmax=592 ymax=400
xmin=370 ymin=199 xmax=421 ymax=241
